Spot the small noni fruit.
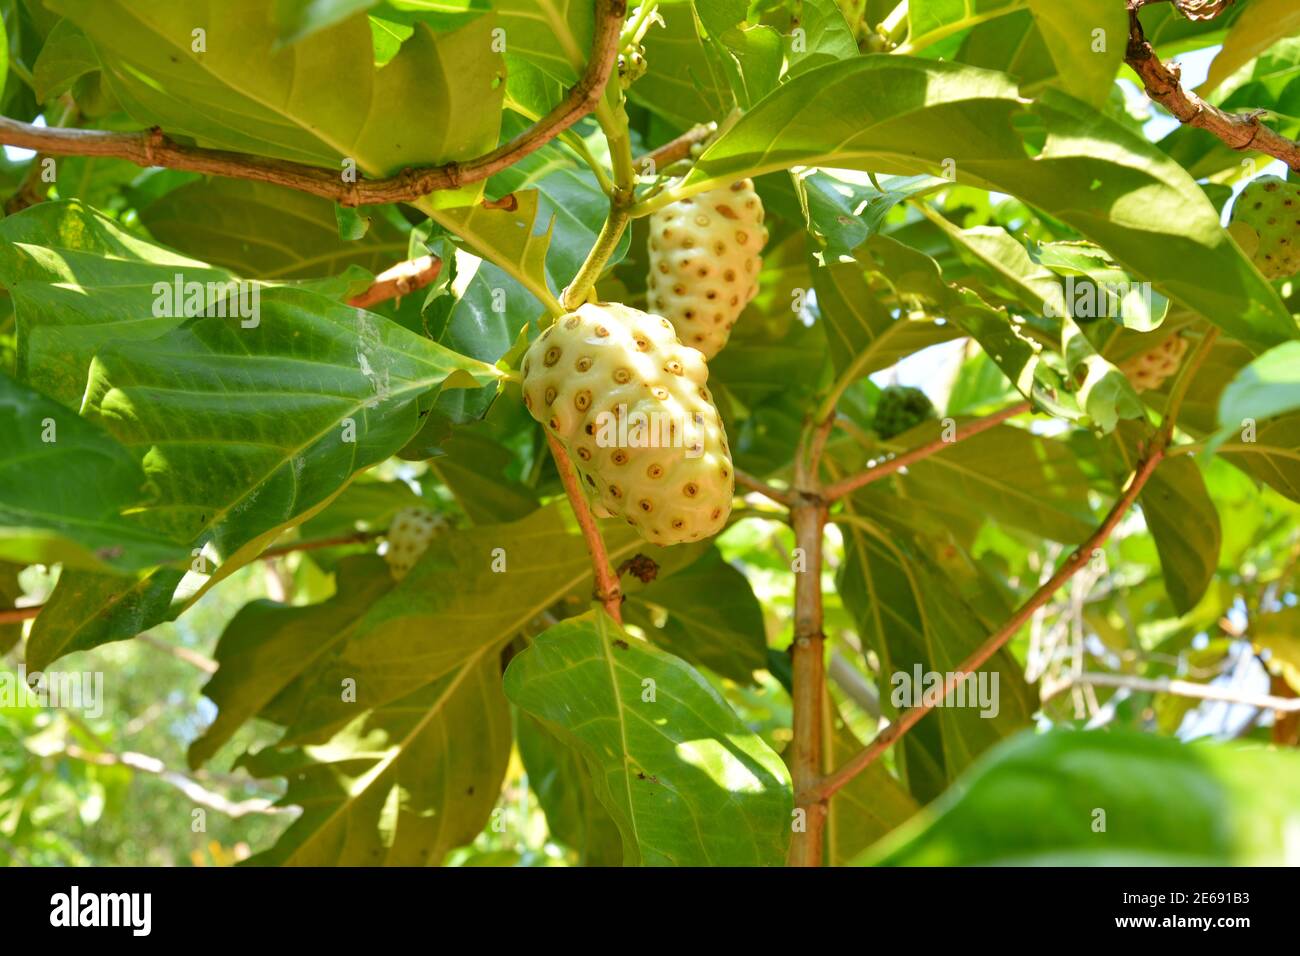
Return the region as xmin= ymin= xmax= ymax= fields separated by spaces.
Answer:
xmin=646 ymin=180 xmax=768 ymax=360
xmin=1118 ymin=334 xmax=1189 ymax=392
xmin=1229 ymin=176 xmax=1300 ymax=279
xmin=874 ymin=385 xmax=937 ymax=440
xmin=521 ymin=302 xmax=734 ymax=546
xmin=384 ymin=506 xmax=444 ymax=580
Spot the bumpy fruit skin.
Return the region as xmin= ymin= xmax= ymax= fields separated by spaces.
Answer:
xmin=1229 ymin=176 xmax=1300 ymax=279
xmin=646 ymin=180 xmax=767 ymax=360
xmin=1118 ymin=334 xmax=1189 ymax=392
xmin=521 ymin=302 xmax=734 ymax=546
xmin=874 ymin=385 xmax=937 ymax=440
xmin=384 ymin=506 xmax=444 ymax=580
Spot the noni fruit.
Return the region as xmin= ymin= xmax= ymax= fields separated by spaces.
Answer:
xmin=1118 ymin=334 xmax=1189 ymax=392
xmin=521 ymin=302 xmax=734 ymax=545
xmin=1229 ymin=176 xmax=1300 ymax=280
xmin=874 ymin=385 xmax=937 ymax=440
xmin=646 ymin=180 xmax=768 ymax=360
xmin=384 ymin=506 xmax=444 ymax=580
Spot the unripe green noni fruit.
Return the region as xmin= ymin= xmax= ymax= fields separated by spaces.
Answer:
xmin=384 ymin=506 xmax=444 ymax=580
xmin=1118 ymin=334 xmax=1188 ymax=392
xmin=1228 ymin=176 xmax=1300 ymax=280
xmin=521 ymin=302 xmax=734 ymax=546
xmin=874 ymin=385 xmax=937 ymax=440
xmin=646 ymin=180 xmax=767 ymax=360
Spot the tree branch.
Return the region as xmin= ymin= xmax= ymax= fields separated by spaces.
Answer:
xmin=546 ymin=432 xmax=623 ymax=624
xmin=346 ymin=255 xmax=442 ymax=309
xmin=823 ymin=400 xmax=1032 ymax=502
xmin=806 ymin=441 xmax=1167 ymax=805
xmin=1042 ymin=670 xmax=1300 ymax=713
xmin=0 ymin=0 xmax=628 ymax=206
xmin=1126 ymin=3 xmax=1300 ymax=172
xmin=734 ymin=468 xmax=796 ymax=507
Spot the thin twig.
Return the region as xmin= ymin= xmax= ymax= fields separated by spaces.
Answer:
xmin=638 ymin=123 xmax=715 ymax=173
xmin=1126 ymin=3 xmax=1300 ymax=172
xmin=734 ymin=469 xmax=796 ymax=507
xmin=0 ymin=0 xmax=629 ymax=205
xmin=805 ymin=444 xmax=1165 ymax=805
xmin=346 ymin=255 xmax=442 ymax=309
xmin=135 ymin=633 xmax=217 ymax=674
xmin=1041 ymin=670 xmax=1300 ymax=712
xmin=546 ymin=433 xmax=623 ymax=624
xmin=823 ymin=400 xmax=1032 ymax=502
xmin=0 ymin=606 xmax=40 ymax=625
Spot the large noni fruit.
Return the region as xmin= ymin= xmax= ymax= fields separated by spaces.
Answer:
xmin=1228 ymin=176 xmax=1300 ymax=279
xmin=646 ymin=180 xmax=767 ymax=360
xmin=384 ymin=506 xmax=445 ymax=580
xmin=521 ymin=302 xmax=734 ymax=545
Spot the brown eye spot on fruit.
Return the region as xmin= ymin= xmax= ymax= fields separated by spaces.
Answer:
xmin=585 ymin=474 xmax=597 ymax=488
xmin=576 ymin=446 xmax=592 ymax=461
xmin=671 ymin=518 xmax=686 ymax=530
xmin=611 ymin=450 xmax=629 ymax=466
xmin=548 ymin=416 xmax=561 ymax=430
xmin=544 ymin=347 xmax=562 ymax=366
xmin=723 ymin=269 xmax=736 ymax=282
xmin=651 ymin=386 xmax=669 ymax=400
xmin=647 ymin=463 xmax=664 ymax=479
xmin=639 ymin=499 xmax=654 ymax=512
xmin=684 ymin=309 xmax=695 ymax=319
xmin=716 ymin=204 xmax=738 ymax=220
xmin=564 ymin=316 xmax=581 ymax=329
xmin=710 ymin=507 xmax=722 ymax=520
xmin=635 ymin=338 xmax=650 ymax=352
xmin=673 ymin=284 xmax=687 ymax=295
xmin=609 ymin=484 xmax=623 ymax=498
xmin=544 ymin=386 xmax=557 ymax=404
xmin=595 ymin=325 xmax=610 ymax=337
xmin=575 ymin=356 xmax=593 ymax=372
xmin=657 ymin=262 xmax=670 ymax=274
xmin=683 ymin=482 xmax=699 ymax=498
xmin=584 ymin=421 xmax=596 ymax=436
xmin=665 ymin=361 xmax=683 ymax=375
xmin=574 ymin=390 xmax=592 ymax=411
xmin=695 ymin=215 xmax=711 ymax=227
xmin=735 ymin=231 xmax=749 ymax=244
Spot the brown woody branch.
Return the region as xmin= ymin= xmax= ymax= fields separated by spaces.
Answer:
xmin=1126 ymin=3 xmax=1300 ymax=172
xmin=0 ymin=0 xmax=627 ymax=206
xmin=734 ymin=468 xmax=796 ymax=507
xmin=823 ymin=400 xmax=1032 ymax=502
xmin=346 ymin=255 xmax=442 ymax=309
xmin=638 ymin=123 xmax=716 ymax=172
xmin=804 ymin=444 xmax=1166 ymax=805
xmin=546 ymin=433 xmax=624 ymax=624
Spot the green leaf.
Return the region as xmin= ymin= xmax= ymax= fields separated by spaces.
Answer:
xmin=517 ymin=712 xmax=622 ymax=865
xmin=624 ymin=547 xmax=768 ymax=684
xmin=632 ymin=4 xmax=731 ymax=126
xmin=504 ymin=612 xmax=794 ymax=866
xmin=812 ymin=249 xmax=960 ymax=383
xmin=31 ymin=17 xmax=97 ymax=101
xmin=240 ymin=639 xmax=510 ymax=866
xmin=0 ymin=201 xmax=236 ymax=408
xmin=81 ymin=286 xmax=498 ymax=569
xmin=493 ymin=0 xmax=592 ymax=87
xmin=51 ymin=0 xmax=503 ymax=175
xmin=678 ymin=57 xmax=1295 ymax=351
xmin=1201 ymin=0 xmax=1300 ymax=94
xmin=860 ymin=729 xmax=1300 ymax=865
xmin=837 ymin=518 xmax=1035 ymax=801
xmin=139 ymin=180 xmax=409 ymax=279
xmin=785 ymin=0 xmax=857 ymax=79
xmin=1218 ymin=341 xmax=1300 ymax=427
xmin=0 ymin=371 xmax=185 ymax=573
xmin=189 ymin=504 xmax=677 ymax=764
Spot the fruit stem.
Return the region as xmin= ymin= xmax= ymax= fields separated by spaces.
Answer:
xmin=546 ymin=433 xmax=624 ymax=624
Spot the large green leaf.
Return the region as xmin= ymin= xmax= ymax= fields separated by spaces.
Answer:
xmin=826 ymin=708 xmax=920 ymax=867
xmin=676 ymin=57 xmax=1296 ymax=350
xmin=240 ymin=641 xmax=510 ymax=866
xmin=51 ymin=0 xmax=503 ymax=175
xmin=0 ymin=372 xmax=184 ymax=573
xmin=1218 ymin=341 xmax=1300 ymax=427
xmin=1201 ymin=0 xmax=1300 ymax=94
xmin=0 ymin=201 xmax=235 ymax=407
xmin=504 ymin=612 xmax=793 ymax=866
xmin=189 ymin=504 xmax=674 ymax=765
xmin=139 ymin=179 xmax=410 ymax=279
xmin=861 ymin=729 xmax=1300 ymax=865
xmin=837 ymin=515 xmax=1035 ymax=802
xmin=82 ymin=286 xmax=498 ymax=567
